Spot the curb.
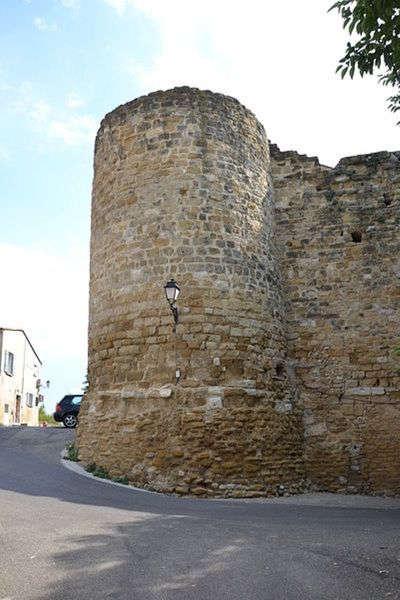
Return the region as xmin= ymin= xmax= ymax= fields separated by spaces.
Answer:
xmin=60 ymin=452 xmax=400 ymax=508
xmin=60 ymin=453 xmax=160 ymax=495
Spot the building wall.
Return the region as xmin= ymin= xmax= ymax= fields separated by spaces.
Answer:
xmin=271 ymin=145 xmax=400 ymax=494
xmin=0 ymin=330 xmax=41 ymax=427
xmin=77 ymin=87 xmax=305 ymax=497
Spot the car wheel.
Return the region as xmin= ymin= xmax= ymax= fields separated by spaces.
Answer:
xmin=63 ymin=413 xmax=78 ymax=428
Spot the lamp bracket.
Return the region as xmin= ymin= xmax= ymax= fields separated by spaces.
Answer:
xmin=170 ymin=304 xmax=179 ymax=332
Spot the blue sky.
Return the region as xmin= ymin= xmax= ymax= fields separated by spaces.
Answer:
xmin=0 ymin=0 xmax=154 ymax=251
xmin=0 ymin=0 xmax=398 ymax=412
xmin=0 ymin=0 xmax=156 ymax=410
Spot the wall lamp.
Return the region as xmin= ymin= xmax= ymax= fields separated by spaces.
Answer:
xmin=164 ymin=278 xmax=180 ymax=332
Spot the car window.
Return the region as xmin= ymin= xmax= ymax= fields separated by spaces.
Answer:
xmin=71 ymin=396 xmax=82 ymax=405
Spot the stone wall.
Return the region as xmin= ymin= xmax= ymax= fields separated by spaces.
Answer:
xmin=76 ymin=88 xmax=305 ymax=497
xmin=77 ymin=86 xmax=399 ymax=497
xmin=271 ymin=145 xmax=400 ymax=494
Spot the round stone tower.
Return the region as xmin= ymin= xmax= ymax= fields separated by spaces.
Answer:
xmin=76 ymin=87 xmax=304 ymax=497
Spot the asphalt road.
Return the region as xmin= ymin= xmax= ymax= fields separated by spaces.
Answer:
xmin=1 ymin=427 xmax=400 ymax=600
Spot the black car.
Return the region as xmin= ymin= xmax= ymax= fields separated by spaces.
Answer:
xmin=53 ymin=394 xmax=83 ymax=428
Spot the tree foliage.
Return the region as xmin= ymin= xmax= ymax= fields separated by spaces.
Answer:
xmin=330 ymin=0 xmax=400 ymax=121
xmin=39 ymin=406 xmax=56 ymax=425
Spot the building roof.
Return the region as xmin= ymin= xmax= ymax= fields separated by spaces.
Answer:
xmin=0 ymin=328 xmax=42 ymax=365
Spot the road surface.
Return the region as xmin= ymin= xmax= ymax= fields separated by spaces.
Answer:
xmin=1 ymin=426 xmax=399 ymax=600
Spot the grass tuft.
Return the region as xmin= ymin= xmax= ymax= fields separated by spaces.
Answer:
xmin=65 ymin=442 xmax=79 ymax=462
xmin=84 ymin=462 xmax=129 ymax=484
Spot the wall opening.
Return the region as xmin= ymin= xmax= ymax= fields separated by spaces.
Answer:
xmin=383 ymin=193 xmax=392 ymax=206
xmin=351 ymin=230 xmax=362 ymax=243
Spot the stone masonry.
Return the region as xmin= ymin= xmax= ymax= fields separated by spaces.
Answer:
xmin=76 ymin=87 xmax=400 ymax=497
xmin=271 ymin=145 xmax=400 ymax=494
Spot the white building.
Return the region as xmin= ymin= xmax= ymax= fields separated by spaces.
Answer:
xmin=0 ymin=328 xmax=43 ymax=426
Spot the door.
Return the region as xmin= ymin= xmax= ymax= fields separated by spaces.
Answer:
xmin=14 ymin=395 xmax=21 ymax=424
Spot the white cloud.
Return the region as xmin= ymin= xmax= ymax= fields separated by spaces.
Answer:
xmin=66 ymin=92 xmax=85 ymax=109
xmin=48 ymin=114 xmax=97 ymax=145
xmin=60 ymin=0 xmax=80 ymax=7
xmin=0 ymin=243 xmax=89 ymax=408
xmin=114 ymin=0 xmax=399 ymax=166
xmin=33 ymin=17 xmax=58 ymax=32
xmin=9 ymin=83 xmax=96 ymax=147
xmin=0 ymin=145 xmax=9 ymax=161
xmin=29 ymin=99 xmax=52 ymax=122
xmin=103 ymin=0 xmax=127 ymax=14
xmin=0 ymin=243 xmax=88 ymax=362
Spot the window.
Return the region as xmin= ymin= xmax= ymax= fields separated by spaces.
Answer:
xmin=4 ymin=404 xmax=9 ymax=413
xmin=26 ymin=393 xmax=34 ymax=408
xmin=4 ymin=351 xmax=14 ymax=376
xmin=71 ymin=396 xmax=82 ymax=406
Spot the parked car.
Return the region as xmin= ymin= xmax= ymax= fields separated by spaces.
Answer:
xmin=53 ymin=394 xmax=83 ymax=428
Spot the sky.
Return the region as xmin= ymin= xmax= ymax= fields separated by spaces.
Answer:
xmin=0 ymin=0 xmax=398 ymax=412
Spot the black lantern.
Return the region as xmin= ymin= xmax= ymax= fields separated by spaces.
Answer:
xmin=164 ymin=278 xmax=180 ymax=331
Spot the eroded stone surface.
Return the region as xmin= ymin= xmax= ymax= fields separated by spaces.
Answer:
xmin=76 ymin=87 xmax=304 ymax=497
xmin=76 ymin=87 xmax=400 ymax=497
xmin=271 ymin=142 xmax=400 ymax=495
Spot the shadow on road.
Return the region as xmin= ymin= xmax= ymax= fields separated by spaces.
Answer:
xmin=33 ymin=517 xmax=257 ymax=600
xmin=31 ymin=513 xmax=400 ymax=600
xmin=1 ymin=427 xmax=400 ymax=600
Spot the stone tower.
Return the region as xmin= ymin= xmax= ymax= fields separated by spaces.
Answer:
xmin=76 ymin=87 xmax=305 ymax=496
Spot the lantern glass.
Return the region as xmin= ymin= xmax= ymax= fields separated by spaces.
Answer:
xmin=164 ymin=279 xmax=180 ymax=304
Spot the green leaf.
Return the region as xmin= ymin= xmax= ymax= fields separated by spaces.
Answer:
xmin=329 ymin=0 xmax=400 ymax=124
